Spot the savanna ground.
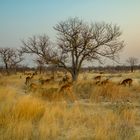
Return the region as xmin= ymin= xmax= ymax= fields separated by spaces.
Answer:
xmin=0 ymin=71 xmax=140 ymax=140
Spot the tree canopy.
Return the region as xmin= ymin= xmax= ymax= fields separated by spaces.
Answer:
xmin=21 ymin=17 xmax=124 ymax=81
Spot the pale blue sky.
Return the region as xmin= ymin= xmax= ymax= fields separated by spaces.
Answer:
xmin=0 ymin=0 xmax=140 ymax=65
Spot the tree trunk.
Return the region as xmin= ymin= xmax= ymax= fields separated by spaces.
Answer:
xmin=130 ymin=66 xmax=133 ymax=72
xmin=71 ymin=71 xmax=79 ymax=81
xmin=5 ymin=63 xmax=9 ymax=75
xmin=39 ymin=66 xmax=42 ymax=74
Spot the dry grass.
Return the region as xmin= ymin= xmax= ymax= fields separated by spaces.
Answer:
xmin=90 ymin=82 xmax=131 ymax=102
xmin=0 ymin=72 xmax=140 ymax=139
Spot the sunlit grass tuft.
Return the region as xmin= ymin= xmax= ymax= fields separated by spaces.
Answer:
xmin=90 ymin=82 xmax=131 ymax=102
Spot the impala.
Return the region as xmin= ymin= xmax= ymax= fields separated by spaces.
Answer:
xmin=120 ymin=78 xmax=133 ymax=87
xmin=100 ymin=79 xmax=109 ymax=85
xmin=29 ymin=83 xmax=39 ymax=91
xmin=25 ymin=73 xmax=35 ymax=85
xmin=94 ymin=75 xmax=101 ymax=81
xmin=39 ymin=76 xmax=54 ymax=85
xmin=59 ymin=82 xmax=77 ymax=102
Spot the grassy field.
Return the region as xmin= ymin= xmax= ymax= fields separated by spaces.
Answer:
xmin=0 ymin=71 xmax=140 ymax=140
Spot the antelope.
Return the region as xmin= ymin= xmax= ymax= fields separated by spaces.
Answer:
xmin=29 ymin=83 xmax=39 ymax=91
xmin=63 ymin=76 xmax=69 ymax=82
xmin=120 ymin=78 xmax=133 ymax=87
xmin=25 ymin=73 xmax=35 ymax=85
xmin=42 ymin=79 xmax=51 ymax=84
xmin=95 ymin=80 xmax=100 ymax=85
xmin=50 ymin=75 xmax=54 ymax=81
xmin=59 ymin=82 xmax=77 ymax=102
xmin=39 ymin=76 xmax=54 ymax=85
xmin=59 ymin=83 xmax=72 ymax=92
xmin=94 ymin=75 xmax=101 ymax=81
xmin=100 ymin=79 xmax=109 ymax=85
xmin=94 ymin=75 xmax=101 ymax=85
xmin=24 ymin=72 xmax=32 ymax=76
xmin=59 ymin=75 xmax=70 ymax=85
xmin=100 ymin=71 xmax=104 ymax=74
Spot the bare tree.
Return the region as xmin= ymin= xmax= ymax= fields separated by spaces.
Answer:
xmin=21 ymin=18 xmax=124 ymax=81
xmin=9 ymin=51 xmax=24 ymax=73
xmin=0 ymin=48 xmax=23 ymax=74
xmin=21 ymin=35 xmax=56 ymax=64
xmin=126 ymin=57 xmax=138 ymax=72
xmin=53 ymin=17 xmax=124 ymax=81
xmin=34 ymin=57 xmax=45 ymax=74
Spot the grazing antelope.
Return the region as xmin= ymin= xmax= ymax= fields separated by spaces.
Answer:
xmin=50 ymin=75 xmax=54 ymax=81
xmin=120 ymin=78 xmax=133 ymax=87
xmin=59 ymin=75 xmax=70 ymax=85
xmin=42 ymin=79 xmax=51 ymax=84
xmin=94 ymin=75 xmax=101 ymax=81
xmin=59 ymin=82 xmax=77 ymax=102
xmin=94 ymin=75 xmax=101 ymax=85
xmin=100 ymin=71 xmax=104 ymax=74
xmin=39 ymin=76 xmax=54 ymax=85
xmin=100 ymin=79 xmax=109 ymax=85
xmin=24 ymin=72 xmax=32 ymax=76
xmin=25 ymin=73 xmax=35 ymax=85
xmin=95 ymin=80 xmax=100 ymax=85
xmin=59 ymin=83 xmax=72 ymax=92
xmin=63 ymin=76 xmax=69 ymax=82
xmin=29 ymin=83 xmax=39 ymax=91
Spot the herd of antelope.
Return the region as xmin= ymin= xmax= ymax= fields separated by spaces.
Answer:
xmin=23 ymin=71 xmax=133 ymax=101
xmin=24 ymin=71 xmax=74 ymax=98
xmin=94 ymin=75 xmax=133 ymax=87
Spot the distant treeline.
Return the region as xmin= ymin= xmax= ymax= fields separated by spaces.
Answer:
xmin=0 ymin=65 xmax=139 ymax=74
xmin=86 ymin=65 xmax=140 ymax=73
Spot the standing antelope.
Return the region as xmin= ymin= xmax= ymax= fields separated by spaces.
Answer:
xmin=25 ymin=73 xmax=35 ymax=85
xmin=120 ymin=78 xmax=133 ymax=87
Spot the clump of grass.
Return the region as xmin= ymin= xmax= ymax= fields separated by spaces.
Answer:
xmin=33 ymin=87 xmax=65 ymax=102
xmin=0 ymin=94 xmax=137 ymax=140
xmin=93 ymin=111 xmax=135 ymax=140
xmin=11 ymin=96 xmax=45 ymax=122
xmin=0 ymin=95 xmax=45 ymax=127
xmin=116 ymin=104 xmax=136 ymax=140
xmin=74 ymin=80 xmax=94 ymax=99
xmin=90 ymin=82 xmax=131 ymax=102
xmin=0 ymin=80 xmax=7 ymax=86
xmin=1 ymin=121 xmax=33 ymax=140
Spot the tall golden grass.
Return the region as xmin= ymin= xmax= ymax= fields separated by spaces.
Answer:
xmin=90 ymin=83 xmax=131 ymax=102
xmin=0 ymin=73 xmax=139 ymax=140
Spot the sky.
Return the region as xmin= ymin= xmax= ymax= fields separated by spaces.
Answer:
xmin=0 ymin=0 xmax=140 ymax=66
